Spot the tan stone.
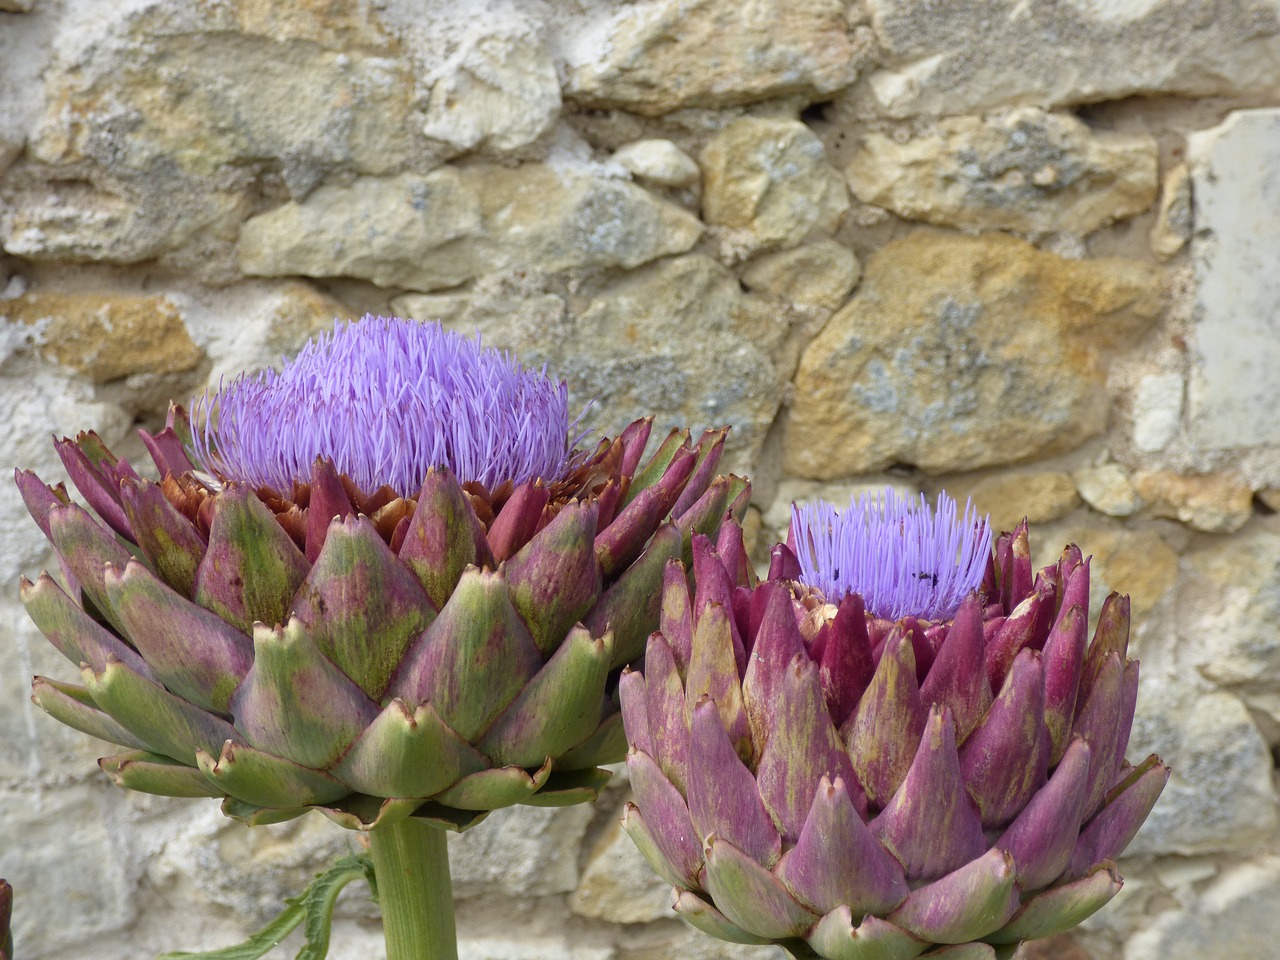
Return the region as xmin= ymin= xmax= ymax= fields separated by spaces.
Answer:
xmin=740 ymin=240 xmax=861 ymax=311
xmin=860 ymin=0 xmax=1280 ymax=118
xmin=2 ymin=292 xmax=202 ymax=383
xmin=846 ymin=108 xmax=1158 ymax=235
xmin=784 ymin=231 xmax=1164 ymax=479
xmin=1183 ymin=521 xmax=1280 ymax=686
xmin=569 ymin=813 xmax=672 ymax=923
xmin=1033 ymin=515 xmax=1178 ymax=622
xmin=1073 ymin=463 xmax=1141 ymax=518
xmin=422 ymin=255 xmax=789 ymax=474
xmin=238 ymin=166 xmax=704 ymax=291
xmin=1150 ymin=164 xmax=1192 ymax=260
xmin=1257 ymin=489 xmax=1280 ymax=513
xmin=613 ymin=139 xmax=701 ymax=188
xmin=1133 ymin=470 xmax=1254 ymax=534
xmin=701 ymin=118 xmax=849 ymax=252
xmin=963 ymin=471 xmax=1081 ymax=534
xmin=422 ymin=32 xmax=561 ymax=152
xmin=564 ymin=0 xmax=857 ymax=115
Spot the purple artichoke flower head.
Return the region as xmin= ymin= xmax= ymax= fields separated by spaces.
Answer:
xmin=618 ymin=497 xmax=1168 ymax=959
xmin=16 ymin=314 xmax=751 ymax=832
xmin=790 ymin=489 xmax=992 ymax=622
xmin=190 ymin=315 xmax=577 ymax=496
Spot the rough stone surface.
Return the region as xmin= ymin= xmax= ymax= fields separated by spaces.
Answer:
xmin=238 ymin=166 xmax=703 ymax=290
xmin=1127 ymin=689 xmax=1277 ymax=856
xmin=1074 ymin=463 xmax=1141 ymax=518
xmin=847 ymin=108 xmax=1158 ymax=235
xmin=422 ymin=30 xmax=561 ymax=152
xmin=1132 ymin=372 xmax=1184 ymax=452
xmin=785 ymin=231 xmax=1164 ymax=478
xmin=612 ymin=140 xmax=701 ymax=188
xmin=1186 ymin=109 xmax=1280 ymax=450
xmin=1034 ymin=514 xmax=1179 ymax=622
xmin=862 ymin=0 xmax=1280 ymax=117
xmin=2 ymin=3 xmax=412 ymax=269
xmin=1 ymin=292 xmax=203 ymax=383
xmin=563 ymin=0 xmax=857 ymax=115
xmin=1133 ymin=470 xmax=1254 ymax=533
xmin=1182 ymin=522 xmax=1280 ymax=688
xmin=570 ymin=812 xmax=673 ymax=923
xmin=0 ymin=784 xmax=137 ymax=954
xmin=701 ymin=118 xmax=850 ymax=253
xmin=963 ymin=471 xmax=1082 ymax=535
xmin=1124 ymin=857 xmax=1280 ymax=960
xmin=1150 ymin=164 xmax=1192 ymax=261
xmin=740 ymin=240 xmax=860 ymax=310
xmin=450 ymin=804 xmax=594 ymax=899
xmin=405 ymin=256 xmax=789 ymax=473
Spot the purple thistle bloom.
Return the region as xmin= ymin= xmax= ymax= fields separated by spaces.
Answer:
xmin=791 ymin=488 xmax=992 ymax=621
xmin=190 ymin=316 xmax=576 ymax=496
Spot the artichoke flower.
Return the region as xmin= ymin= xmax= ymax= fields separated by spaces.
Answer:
xmin=619 ymin=489 xmax=1167 ymax=960
xmin=17 ymin=316 xmax=748 ymax=833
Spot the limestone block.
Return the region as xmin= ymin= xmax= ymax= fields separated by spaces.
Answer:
xmin=1073 ymin=463 xmax=1140 ymax=518
xmin=1131 ymin=372 xmax=1183 ymax=452
xmin=1182 ymin=522 xmax=1280 ymax=687
xmin=3 ymin=3 xmax=412 ymax=266
xmin=1 ymin=292 xmax=202 ymax=383
xmin=27 ymin=4 xmax=409 ymax=185
xmin=862 ymin=0 xmax=1280 ymax=117
xmin=846 ymin=109 xmax=1158 ymax=235
xmin=563 ymin=0 xmax=856 ymax=115
xmin=1032 ymin=514 xmax=1177 ymax=622
xmin=1149 ymin=164 xmax=1192 ymax=261
xmin=425 ymin=255 xmax=789 ymax=475
xmin=0 ymin=0 xmax=51 ymax=171
xmin=740 ymin=240 xmax=861 ymax=311
xmin=963 ymin=471 xmax=1081 ymax=535
xmin=239 ymin=166 xmax=703 ymax=291
xmin=1127 ymin=690 xmax=1276 ymax=856
xmin=569 ymin=811 xmax=672 ymax=923
xmin=784 ymin=231 xmax=1164 ymax=478
xmin=238 ymin=171 xmax=482 ymax=289
xmin=1186 ymin=109 xmax=1280 ymax=450
xmin=613 ymin=140 xmax=701 ymax=188
xmin=1125 ymin=857 xmax=1280 ymax=960
xmin=1133 ymin=470 xmax=1253 ymax=534
xmin=449 ymin=804 xmax=594 ymax=899
xmin=0 ymin=784 xmax=136 ymax=954
xmin=423 ymin=31 xmax=560 ymax=152
xmin=178 ymin=281 xmax=351 ymax=386
xmin=701 ymin=118 xmax=849 ymax=252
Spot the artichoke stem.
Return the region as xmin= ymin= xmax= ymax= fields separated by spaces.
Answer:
xmin=368 ymin=818 xmax=457 ymax=960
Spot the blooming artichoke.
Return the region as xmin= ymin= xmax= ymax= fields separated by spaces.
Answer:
xmin=17 ymin=316 xmax=748 ymax=832
xmin=620 ymin=490 xmax=1167 ymax=959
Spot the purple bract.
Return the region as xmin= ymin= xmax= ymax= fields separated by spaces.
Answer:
xmin=190 ymin=316 xmax=576 ymax=496
xmin=791 ymin=489 xmax=992 ymax=621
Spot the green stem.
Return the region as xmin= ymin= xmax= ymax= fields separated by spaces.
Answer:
xmin=367 ymin=818 xmax=457 ymax=960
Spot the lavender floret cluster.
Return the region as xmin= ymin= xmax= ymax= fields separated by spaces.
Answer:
xmin=190 ymin=316 xmax=576 ymax=495
xmin=792 ymin=489 xmax=992 ymax=621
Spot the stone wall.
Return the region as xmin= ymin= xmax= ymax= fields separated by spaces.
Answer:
xmin=1 ymin=2 xmax=1278 ymax=958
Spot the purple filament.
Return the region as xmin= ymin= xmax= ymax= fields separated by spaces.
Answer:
xmin=190 ymin=316 xmax=576 ymax=496
xmin=791 ymin=488 xmax=992 ymax=621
